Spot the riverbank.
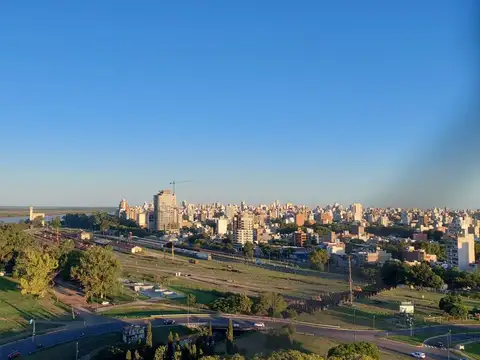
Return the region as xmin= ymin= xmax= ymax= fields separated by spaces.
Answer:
xmin=0 ymin=207 xmax=115 ymax=218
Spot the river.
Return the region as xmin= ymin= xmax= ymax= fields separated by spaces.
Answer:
xmin=0 ymin=214 xmax=66 ymax=224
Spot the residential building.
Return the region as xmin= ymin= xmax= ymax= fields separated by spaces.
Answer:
xmin=294 ymin=230 xmax=307 ymax=247
xmin=445 ymin=216 xmax=476 ymax=271
xmin=232 ymin=213 xmax=253 ymax=244
xmin=216 ymin=218 xmax=228 ymax=235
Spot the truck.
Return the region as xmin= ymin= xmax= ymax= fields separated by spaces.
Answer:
xmin=196 ymin=252 xmax=212 ymax=260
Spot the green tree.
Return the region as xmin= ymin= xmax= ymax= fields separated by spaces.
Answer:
xmin=15 ymin=247 xmax=58 ymax=298
xmin=309 ymin=249 xmax=329 ymax=271
xmin=146 ymin=321 xmax=153 ymax=348
xmin=187 ymin=293 xmax=196 ymax=308
xmin=125 ymin=350 xmax=132 ymax=360
xmin=244 ymin=242 xmax=254 ymax=260
xmin=154 ymin=345 xmax=166 ymax=360
xmin=71 ymin=246 xmax=121 ymax=300
xmin=50 ymin=216 xmax=62 ymax=229
xmin=328 ymin=341 xmax=380 ymax=360
xmin=0 ymin=224 xmax=33 ymax=270
xmin=448 ymin=303 xmax=468 ymax=318
xmin=167 ymin=331 xmax=175 ymax=359
xmin=252 ymin=293 xmax=271 ymax=315
xmin=226 ymin=319 xmax=234 ymax=354
xmin=439 ymin=294 xmax=462 ymax=313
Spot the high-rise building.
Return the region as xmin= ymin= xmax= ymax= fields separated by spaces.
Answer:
xmin=351 ymin=203 xmax=363 ymax=222
xmin=232 ymin=213 xmax=253 ymax=244
xmin=216 ymin=218 xmax=228 ymax=235
xmin=445 ymin=216 xmax=476 ymax=271
xmin=118 ymin=199 xmax=129 ymax=217
xmin=153 ymin=190 xmax=179 ymax=232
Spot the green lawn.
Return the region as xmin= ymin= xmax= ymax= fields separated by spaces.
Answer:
xmin=464 ymin=342 xmax=480 ymax=360
xmin=101 ymin=305 xmax=192 ymax=318
xmin=0 ymin=277 xmax=70 ymax=341
xmin=297 ymin=287 xmax=480 ymax=330
xmin=217 ymin=331 xmax=410 ymax=360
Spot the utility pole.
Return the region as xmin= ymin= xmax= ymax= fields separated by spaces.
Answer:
xmin=171 ymin=241 xmax=174 ymax=262
xmin=76 ymin=341 xmax=79 ymax=360
xmin=348 ymin=256 xmax=353 ymax=304
xmin=447 ymin=330 xmax=451 ymax=360
xmin=373 ymin=315 xmax=376 ymax=330
xmin=30 ymin=319 xmax=36 ymax=343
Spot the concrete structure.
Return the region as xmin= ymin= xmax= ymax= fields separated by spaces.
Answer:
xmin=29 ymin=206 xmax=45 ymax=225
xmin=351 ymin=202 xmax=363 ymax=222
xmin=293 ymin=230 xmax=307 ymax=247
xmin=153 ymin=190 xmax=179 ymax=232
xmin=445 ymin=216 xmax=476 ymax=271
xmin=216 ymin=218 xmax=228 ymax=235
xmin=232 ymin=213 xmax=253 ymax=244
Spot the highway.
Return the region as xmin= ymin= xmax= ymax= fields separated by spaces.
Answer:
xmin=0 ymin=313 xmax=473 ymax=360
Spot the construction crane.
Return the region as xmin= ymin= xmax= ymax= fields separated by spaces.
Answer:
xmin=169 ymin=180 xmax=192 ymax=194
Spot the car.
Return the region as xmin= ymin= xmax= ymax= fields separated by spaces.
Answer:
xmin=411 ymin=352 xmax=426 ymax=359
xmin=8 ymin=351 xmax=20 ymax=359
xmin=233 ymin=323 xmax=240 ymax=328
xmin=436 ymin=341 xmax=444 ymax=348
xmin=253 ymin=322 xmax=265 ymax=328
xmin=164 ymin=319 xmax=176 ymax=325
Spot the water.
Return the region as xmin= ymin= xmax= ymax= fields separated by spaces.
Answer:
xmin=0 ymin=214 xmax=66 ymax=224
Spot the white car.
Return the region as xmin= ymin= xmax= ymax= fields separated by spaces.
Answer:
xmin=254 ymin=322 xmax=265 ymax=328
xmin=411 ymin=352 xmax=426 ymax=359
xmin=233 ymin=323 xmax=240 ymax=328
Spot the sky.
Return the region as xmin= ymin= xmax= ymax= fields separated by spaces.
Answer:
xmin=0 ymin=1 xmax=478 ymax=208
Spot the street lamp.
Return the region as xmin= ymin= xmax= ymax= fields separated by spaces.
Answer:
xmin=373 ymin=315 xmax=376 ymax=330
xmin=29 ymin=319 xmax=36 ymax=342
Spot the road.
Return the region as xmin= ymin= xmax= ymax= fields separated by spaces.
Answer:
xmin=1 ymin=312 xmax=475 ymax=360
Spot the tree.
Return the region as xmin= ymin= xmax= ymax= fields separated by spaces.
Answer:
xmin=134 ymin=349 xmax=141 ymax=360
xmin=328 ymin=341 xmax=380 ymax=360
xmin=226 ymin=319 xmax=234 ymax=354
xmin=187 ymin=293 xmax=196 ymax=308
xmin=146 ymin=321 xmax=153 ymax=348
xmin=244 ymin=242 xmax=254 ymax=260
xmin=0 ymin=224 xmax=33 ymax=271
xmin=125 ymin=350 xmax=132 ymax=360
xmin=167 ymin=331 xmax=175 ymax=359
xmin=15 ymin=247 xmax=58 ymax=298
xmin=269 ymin=292 xmax=287 ymax=317
xmin=252 ymin=293 xmax=271 ymax=315
xmin=71 ymin=246 xmax=121 ymax=300
xmin=309 ymin=249 xmax=328 ymax=271
xmin=154 ymin=346 xmax=166 ymax=360
xmin=439 ymin=294 xmax=462 ymax=313
xmin=448 ymin=303 xmax=468 ymax=318
xmin=50 ymin=216 xmax=62 ymax=229
xmin=380 ymin=261 xmax=409 ymax=286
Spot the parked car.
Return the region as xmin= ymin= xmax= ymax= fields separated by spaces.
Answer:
xmin=164 ymin=319 xmax=176 ymax=325
xmin=254 ymin=322 xmax=265 ymax=329
xmin=8 ymin=351 xmax=21 ymax=359
xmin=411 ymin=352 xmax=426 ymax=359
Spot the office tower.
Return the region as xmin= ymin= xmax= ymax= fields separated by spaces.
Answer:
xmin=153 ymin=190 xmax=179 ymax=232
xmin=232 ymin=213 xmax=253 ymax=244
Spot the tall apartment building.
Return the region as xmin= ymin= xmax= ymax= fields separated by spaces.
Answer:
xmin=216 ymin=218 xmax=228 ymax=235
xmin=351 ymin=203 xmax=363 ymax=222
xmin=153 ymin=190 xmax=179 ymax=232
xmin=445 ymin=216 xmax=475 ymax=271
xmin=232 ymin=213 xmax=253 ymax=244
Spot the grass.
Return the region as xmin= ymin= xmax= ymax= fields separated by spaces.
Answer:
xmin=25 ymin=326 xmax=192 ymax=360
xmin=387 ymin=335 xmax=425 ymax=346
xmin=0 ymin=277 xmax=70 ymax=341
xmin=217 ymin=331 xmax=410 ymax=360
xmin=117 ymin=250 xmax=352 ymax=300
xmin=101 ymin=305 xmax=192 ymax=318
xmin=297 ymin=287 xmax=480 ymax=330
xmin=464 ymin=342 xmax=480 ymax=360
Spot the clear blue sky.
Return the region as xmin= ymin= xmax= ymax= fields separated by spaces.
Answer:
xmin=0 ymin=1 xmax=476 ymax=208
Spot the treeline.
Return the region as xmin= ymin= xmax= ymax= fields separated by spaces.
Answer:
xmin=62 ymin=211 xmax=149 ymax=237
xmin=0 ymin=224 xmax=121 ymax=301
xmin=380 ymin=261 xmax=480 ymax=290
xmin=209 ymin=292 xmax=296 ymax=319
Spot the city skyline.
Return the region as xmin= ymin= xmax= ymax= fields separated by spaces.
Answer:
xmin=1 ymin=1 xmax=477 ymax=208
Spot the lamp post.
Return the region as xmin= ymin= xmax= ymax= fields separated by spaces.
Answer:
xmin=373 ymin=315 xmax=376 ymax=330
xmin=29 ymin=319 xmax=36 ymax=342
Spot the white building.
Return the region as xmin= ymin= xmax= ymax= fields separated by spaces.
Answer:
xmin=232 ymin=213 xmax=253 ymax=244
xmin=445 ymin=216 xmax=476 ymax=271
xmin=216 ymin=218 xmax=228 ymax=236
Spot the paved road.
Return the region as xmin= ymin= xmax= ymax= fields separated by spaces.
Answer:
xmin=0 ymin=314 xmax=474 ymax=360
